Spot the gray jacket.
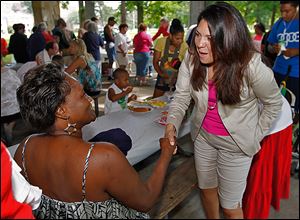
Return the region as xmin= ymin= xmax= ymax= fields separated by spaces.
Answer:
xmin=167 ymin=52 xmax=283 ymax=156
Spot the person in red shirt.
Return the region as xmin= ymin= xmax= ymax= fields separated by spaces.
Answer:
xmin=1 ymin=38 xmax=9 ymax=56
xmin=1 ymin=141 xmax=35 ymax=219
xmin=252 ymin=22 xmax=265 ymax=52
xmin=38 ymin=22 xmax=54 ymax=43
xmin=152 ymin=18 xmax=169 ymax=41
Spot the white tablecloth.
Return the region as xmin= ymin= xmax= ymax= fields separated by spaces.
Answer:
xmin=82 ymin=97 xmax=190 ymax=165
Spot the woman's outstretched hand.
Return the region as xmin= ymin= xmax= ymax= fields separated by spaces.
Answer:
xmin=159 ymin=137 xmax=177 ymax=156
xmin=163 ymin=123 xmax=177 ymax=154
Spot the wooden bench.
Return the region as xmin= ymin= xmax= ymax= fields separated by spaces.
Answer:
xmin=148 ymin=157 xmax=198 ymax=219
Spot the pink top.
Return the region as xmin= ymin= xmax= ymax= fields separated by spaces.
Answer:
xmin=202 ymin=80 xmax=230 ymax=136
xmin=133 ymin=31 xmax=152 ymax=53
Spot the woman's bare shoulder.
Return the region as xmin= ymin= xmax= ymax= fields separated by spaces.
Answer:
xmin=91 ymin=142 xmax=125 ymax=160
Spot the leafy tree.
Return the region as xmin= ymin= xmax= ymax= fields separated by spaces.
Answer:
xmin=226 ymin=1 xmax=280 ymax=29
xmin=20 ymin=1 xmax=32 ymax=14
xmin=206 ymin=1 xmax=280 ymax=30
xmin=7 ymin=25 xmax=14 ymax=34
xmin=67 ymin=10 xmax=80 ymax=28
xmin=12 ymin=3 xmax=22 ymax=13
xmin=21 ymin=1 xmax=280 ymax=33
xmin=94 ymin=1 xmax=117 ymax=26
xmin=20 ymin=1 xmax=69 ymax=14
xmin=61 ymin=1 xmax=69 ymax=9
xmin=123 ymin=1 xmax=189 ymax=29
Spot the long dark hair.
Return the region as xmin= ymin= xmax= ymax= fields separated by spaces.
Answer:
xmin=189 ymin=2 xmax=256 ymax=105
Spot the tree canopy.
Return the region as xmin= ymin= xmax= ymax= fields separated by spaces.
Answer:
xmin=120 ymin=1 xmax=189 ymax=28
xmin=116 ymin=1 xmax=279 ymax=30
xmin=19 ymin=1 xmax=281 ymax=31
xmin=211 ymin=1 xmax=280 ymax=30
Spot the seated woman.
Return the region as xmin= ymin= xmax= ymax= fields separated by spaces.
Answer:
xmin=65 ymin=39 xmax=101 ymax=97
xmin=14 ymin=63 xmax=177 ymax=219
xmin=1 ymin=57 xmax=22 ymax=145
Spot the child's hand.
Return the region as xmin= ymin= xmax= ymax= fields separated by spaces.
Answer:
xmin=129 ymin=94 xmax=137 ymax=101
xmin=124 ymin=86 xmax=133 ymax=94
xmin=272 ymin=43 xmax=281 ymax=54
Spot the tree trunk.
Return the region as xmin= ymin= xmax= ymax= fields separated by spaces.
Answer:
xmin=270 ymin=4 xmax=277 ymax=28
xmin=137 ymin=1 xmax=143 ymax=26
xmin=121 ymin=1 xmax=126 ymax=24
xmin=189 ymin=1 xmax=206 ymax=26
xmin=85 ymin=1 xmax=95 ymax=20
xmin=79 ymin=1 xmax=85 ymax=27
xmin=32 ymin=1 xmax=60 ymax=31
xmin=98 ymin=1 xmax=104 ymax=26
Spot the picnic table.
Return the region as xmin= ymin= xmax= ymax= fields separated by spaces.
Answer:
xmin=82 ymin=94 xmax=190 ymax=165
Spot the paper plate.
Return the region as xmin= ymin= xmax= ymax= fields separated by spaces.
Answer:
xmin=128 ymin=105 xmax=153 ymax=114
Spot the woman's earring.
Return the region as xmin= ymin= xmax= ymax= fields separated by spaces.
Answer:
xmin=64 ymin=117 xmax=77 ymax=135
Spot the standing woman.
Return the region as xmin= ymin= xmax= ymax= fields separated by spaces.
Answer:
xmin=152 ymin=18 xmax=188 ymax=98
xmin=115 ymin=23 xmax=131 ymax=70
xmin=82 ymin=21 xmax=104 ymax=69
xmin=164 ymin=2 xmax=282 ymax=219
xmin=133 ymin=23 xmax=153 ymax=86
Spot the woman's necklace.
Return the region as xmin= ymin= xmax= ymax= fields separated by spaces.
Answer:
xmin=48 ymin=130 xmax=81 ymax=138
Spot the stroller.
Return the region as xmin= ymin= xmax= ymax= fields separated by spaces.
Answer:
xmin=282 ymin=87 xmax=299 ymax=177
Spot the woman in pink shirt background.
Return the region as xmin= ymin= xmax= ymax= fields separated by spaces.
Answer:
xmin=133 ymin=23 xmax=153 ymax=86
